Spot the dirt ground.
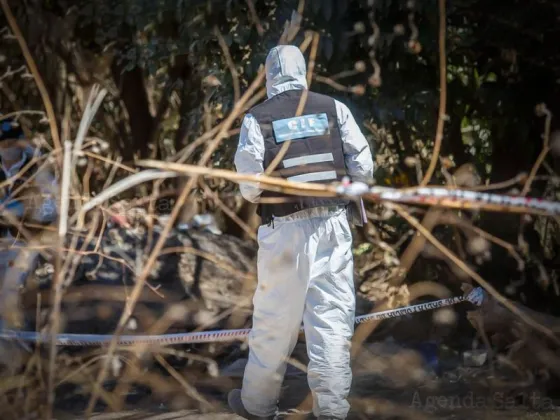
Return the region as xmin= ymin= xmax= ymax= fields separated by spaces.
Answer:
xmin=49 ymin=340 xmax=560 ymax=420
xmin=56 ymin=405 xmax=560 ymax=420
xmin=54 ymin=371 xmax=560 ymax=420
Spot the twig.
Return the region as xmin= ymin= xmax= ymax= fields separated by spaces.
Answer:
xmin=0 ymin=217 xmax=52 ymax=261
xmin=407 ymin=4 xmax=420 ymax=47
xmin=314 ymin=75 xmax=354 ymax=93
xmin=21 ymin=284 xmax=172 ymax=308
xmin=172 ymin=124 xmax=222 ymax=162
xmin=200 ymin=181 xmax=257 ymax=241
xmin=439 ymin=211 xmax=525 ymax=270
xmin=0 ymin=110 xmax=46 ymax=121
xmin=214 ymin=26 xmax=240 ymax=104
xmin=298 ymin=30 xmax=314 ymax=53
xmin=155 ymin=347 xmax=218 ymax=369
xmin=58 ymin=143 xmax=72 ymax=237
xmin=137 ymin=160 xmax=560 ymax=217
xmin=420 ymin=0 xmax=447 ymax=186
xmin=144 ymin=177 xmax=163 ymax=257
xmin=137 ymin=160 xmax=335 ymax=196
xmin=173 ymin=128 xmax=240 ymax=164
xmin=0 ymin=80 xmax=35 ymax=139
xmin=278 ymin=7 xmax=303 ymax=44
xmin=55 ymin=355 xmax=109 ymax=387
xmin=390 ymin=209 xmax=442 ymax=286
xmin=71 ymin=85 xmax=108 ymax=168
xmin=246 ymin=0 xmax=264 ymax=36
xmin=0 ymin=146 xmax=56 ymax=193
xmin=470 ymin=173 xmax=527 ymax=191
xmin=0 ymin=0 xmax=61 ymax=154
xmin=62 ymin=95 xmax=72 ymax=145
xmin=389 ymin=202 xmax=560 ymax=345
xmin=0 ymin=64 xmax=28 ymax=81
xmin=46 ymin=141 xmax=71 ymax=418
xmin=474 ymin=313 xmax=495 ymax=374
xmin=85 ymin=64 xmax=267 ymax=417
xmin=154 ymin=355 xmax=213 ymax=410
xmin=81 ymin=150 xmax=138 ymax=173
xmin=159 ymin=246 xmax=255 ymax=281
xmin=78 ymin=169 xmax=179 ymax=215
xmin=10 ymin=244 xmax=137 ymax=277
xmin=101 ymin=156 xmax=123 ymax=191
xmin=240 ymin=87 xmax=267 ymax=112
xmin=108 ymin=303 xmax=210 ymax=410
xmin=367 ymin=9 xmax=382 ymax=88
xmin=521 ymin=104 xmax=553 ymax=196
xmin=330 ymin=69 xmax=361 ymax=81
xmin=297 ymin=0 xmax=305 ymax=15
xmin=305 ymin=31 xmax=320 ymax=87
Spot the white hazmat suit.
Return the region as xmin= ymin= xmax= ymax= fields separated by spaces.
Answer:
xmin=234 ymin=45 xmax=375 ymax=419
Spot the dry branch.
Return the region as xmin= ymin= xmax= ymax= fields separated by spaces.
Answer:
xmin=85 ymin=66 xmax=267 ymax=415
xmin=47 ymin=141 xmax=71 ymax=416
xmin=521 ymin=104 xmax=553 ymax=196
xmin=389 ymin=203 xmax=560 ymax=345
xmin=214 ymin=26 xmax=241 ymax=104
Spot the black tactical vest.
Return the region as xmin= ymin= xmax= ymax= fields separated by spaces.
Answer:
xmin=250 ymin=89 xmax=350 ymax=224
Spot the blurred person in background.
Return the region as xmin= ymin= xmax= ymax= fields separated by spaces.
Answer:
xmin=230 ymin=45 xmax=375 ymax=420
xmin=0 ymin=115 xmax=58 ymax=327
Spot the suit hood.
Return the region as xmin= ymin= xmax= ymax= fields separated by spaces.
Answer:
xmin=265 ymin=45 xmax=308 ymax=99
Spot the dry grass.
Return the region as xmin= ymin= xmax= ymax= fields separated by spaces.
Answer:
xmin=0 ymin=1 xmax=559 ymax=419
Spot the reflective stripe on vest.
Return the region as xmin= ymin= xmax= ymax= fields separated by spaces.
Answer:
xmin=282 ymin=152 xmax=334 ymax=169
xmin=287 ymin=170 xmax=338 ymax=183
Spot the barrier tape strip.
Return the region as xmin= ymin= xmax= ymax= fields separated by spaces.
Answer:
xmin=0 ymin=288 xmax=484 ymax=347
xmin=336 ymin=183 xmax=560 ymax=216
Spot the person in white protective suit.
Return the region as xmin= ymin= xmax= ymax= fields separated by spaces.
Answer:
xmin=229 ymin=45 xmax=375 ymax=420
